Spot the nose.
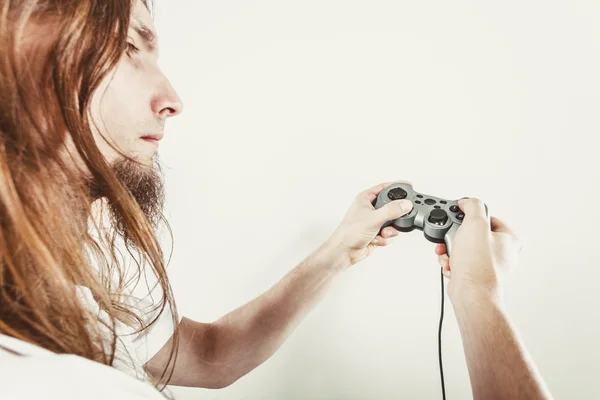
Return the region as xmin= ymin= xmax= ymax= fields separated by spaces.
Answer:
xmin=152 ymin=76 xmax=184 ymax=119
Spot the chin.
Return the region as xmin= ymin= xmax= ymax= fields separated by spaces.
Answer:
xmin=142 ymin=157 xmax=155 ymax=168
xmin=130 ymin=149 xmax=155 ymax=163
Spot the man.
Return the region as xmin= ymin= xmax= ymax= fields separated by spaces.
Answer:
xmin=0 ymin=0 xmax=553 ymax=399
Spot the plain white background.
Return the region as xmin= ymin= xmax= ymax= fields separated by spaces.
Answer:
xmin=150 ymin=1 xmax=600 ymax=398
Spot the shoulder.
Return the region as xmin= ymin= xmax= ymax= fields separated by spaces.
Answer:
xmin=0 ymin=334 xmax=165 ymax=400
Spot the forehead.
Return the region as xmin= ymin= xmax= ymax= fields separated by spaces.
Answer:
xmin=131 ymin=0 xmax=156 ymax=33
xmin=130 ymin=0 xmax=159 ymax=52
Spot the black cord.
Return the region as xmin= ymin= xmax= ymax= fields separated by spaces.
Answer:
xmin=439 ymin=267 xmax=446 ymax=400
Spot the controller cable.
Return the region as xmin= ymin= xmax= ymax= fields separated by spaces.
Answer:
xmin=438 ymin=267 xmax=446 ymax=400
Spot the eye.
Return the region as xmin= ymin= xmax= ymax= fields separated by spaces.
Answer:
xmin=126 ymin=42 xmax=140 ymax=56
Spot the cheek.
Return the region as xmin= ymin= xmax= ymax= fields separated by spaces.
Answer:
xmin=88 ymin=60 xmax=153 ymax=160
xmin=90 ymin=81 xmax=139 ymax=157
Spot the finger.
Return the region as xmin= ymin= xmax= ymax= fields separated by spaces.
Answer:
xmin=458 ymin=198 xmax=489 ymax=223
xmin=490 ymin=216 xmax=523 ymax=251
xmin=374 ymin=199 xmax=413 ymax=225
xmin=435 ymin=243 xmax=447 ymax=255
xmin=437 ymin=253 xmax=449 ymax=267
xmin=371 ymin=235 xmax=394 ymax=247
xmin=381 ymin=226 xmax=400 ymax=238
xmin=438 ymin=254 xmax=451 ymax=277
xmin=364 ymin=180 xmax=413 ymax=203
xmin=443 ymin=265 xmax=451 ymax=278
xmin=371 ymin=234 xmax=382 ymax=245
xmin=490 ymin=216 xmax=514 ymax=235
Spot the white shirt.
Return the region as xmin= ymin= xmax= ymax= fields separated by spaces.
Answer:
xmin=75 ymin=279 xmax=181 ymax=380
xmin=0 ymin=333 xmax=168 ymax=400
xmin=0 ymin=258 xmax=182 ymax=399
xmin=0 ymin=205 xmax=185 ymax=399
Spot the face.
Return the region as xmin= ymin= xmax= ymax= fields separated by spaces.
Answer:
xmin=88 ymin=0 xmax=183 ymax=235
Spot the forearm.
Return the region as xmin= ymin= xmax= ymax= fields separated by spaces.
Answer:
xmin=211 ymin=239 xmax=348 ymax=384
xmin=452 ymin=289 xmax=553 ymax=400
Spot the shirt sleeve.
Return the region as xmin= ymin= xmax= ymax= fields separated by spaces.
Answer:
xmin=128 ymin=263 xmax=183 ymax=364
xmin=0 ymin=351 xmax=167 ymax=400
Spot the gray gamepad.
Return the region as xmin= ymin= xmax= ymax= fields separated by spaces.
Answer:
xmin=373 ymin=183 xmax=488 ymax=256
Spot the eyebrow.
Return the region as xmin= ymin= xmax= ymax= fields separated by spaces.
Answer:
xmin=130 ymin=18 xmax=158 ymax=54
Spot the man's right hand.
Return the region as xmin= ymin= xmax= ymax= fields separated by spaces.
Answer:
xmin=434 ymin=198 xmax=553 ymax=400
xmin=434 ymin=198 xmax=523 ymax=302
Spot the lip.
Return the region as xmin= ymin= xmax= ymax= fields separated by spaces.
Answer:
xmin=141 ymin=137 xmax=160 ymax=148
xmin=141 ymin=133 xmax=164 ymax=141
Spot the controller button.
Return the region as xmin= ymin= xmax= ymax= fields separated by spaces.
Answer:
xmin=449 ymin=205 xmax=459 ymax=212
xmin=415 ymin=200 xmax=421 ymax=204
xmin=425 ymin=198 xmax=436 ymax=205
xmin=440 ymin=200 xmax=447 ymax=204
xmin=417 ymin=194 xmax=423 ymax=198
xmin=456 ymin=212 xmax=465 ymax=220
xmin=434 ymin=205 xmax=441 ymax=209
xmin=428 ymin=209 xmax=448 ymax=225
xmin=387 ymin=188 xmax=408 ymax=200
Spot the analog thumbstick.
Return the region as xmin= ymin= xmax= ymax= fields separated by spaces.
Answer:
xmin=428 ymin=209 xmax=448 ymax=225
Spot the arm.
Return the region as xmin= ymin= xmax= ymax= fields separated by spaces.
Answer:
xmin=436 ymin=199 xmax=554 ymax=399
xmin=451 ymin=288 xmax=554 ymax=400
xmin=145 ymin=239 xmax=349 ymax=388
xmin=145 ymin=180 xmax=412 ymax=388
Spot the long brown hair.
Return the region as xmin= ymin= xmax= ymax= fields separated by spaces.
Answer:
xmin=0 ymin=0 xmax=179 ymax=395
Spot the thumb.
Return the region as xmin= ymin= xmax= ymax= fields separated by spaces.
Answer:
xmin=375 ymin=199 xmax=413 ymax=224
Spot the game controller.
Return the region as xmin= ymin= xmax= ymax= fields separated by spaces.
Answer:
xmin=373 ymin=183 xmax=488 ymax=256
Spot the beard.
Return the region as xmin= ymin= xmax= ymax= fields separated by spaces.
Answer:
xmin=97 ymin=154 xmax=166 ymax=248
